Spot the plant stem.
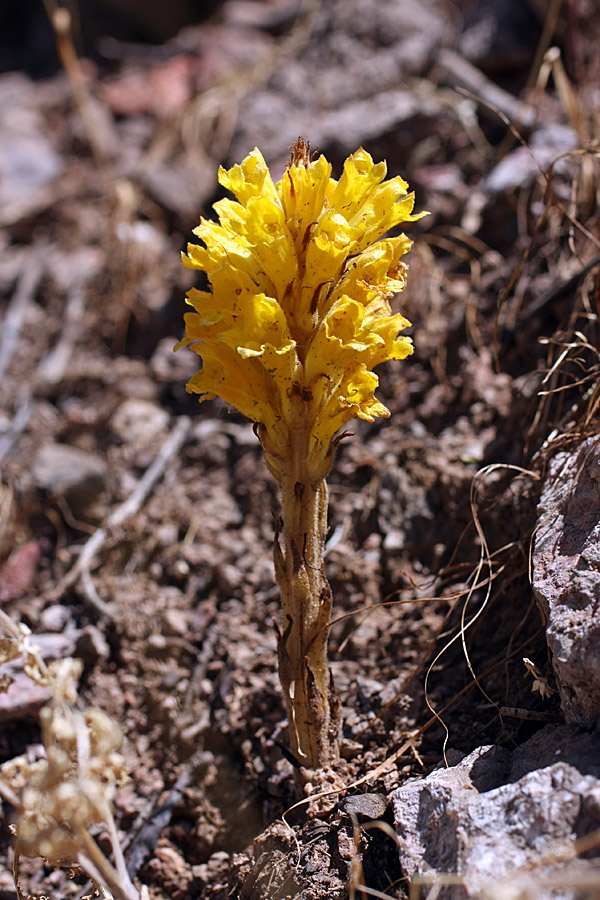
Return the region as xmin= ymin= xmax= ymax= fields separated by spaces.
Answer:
xmin=273 ymin=396 xmax=339 ymax=769
xmin=77 ymin=826 xmax=139 ymax=900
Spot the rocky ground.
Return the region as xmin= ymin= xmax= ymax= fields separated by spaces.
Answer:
xmin=0 ymin=0 xmax=599 ymax=898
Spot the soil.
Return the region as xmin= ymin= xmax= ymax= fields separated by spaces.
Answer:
xmin=0 ymin=1 xmax=599 ymax=898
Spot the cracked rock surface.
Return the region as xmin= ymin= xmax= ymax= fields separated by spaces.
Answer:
xmin=393 ymin=725 xmax=600 ymax=900
xmin=532 ymin=436 xmax=600 ymax=725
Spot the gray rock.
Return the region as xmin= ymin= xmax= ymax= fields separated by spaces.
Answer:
xmin=32 ymin=443 xmax=107 ymax=514
xmin=0 ymin=671 xmax=51 ymax=722
xmin=0 ymin=74 xmax=64 ymax=225
xmin=532 ymin=436 xmax=600 ymax=725
xmin=393 ymin=725 xmax=600 ymax=899
xmin=0 ymin=631 xmax=79 ymax=722
xmin=344 ymin=792 xmax=388 ymax=820
xmin=39 ymin=603 xmax=71 ymax=633
xmin=230 ymin=0 xmax=449 ymax=164
xmin=484 ymin=125 xmax=578 ymax=194
xmin=111 ymin=398 xmax=169 ymax=446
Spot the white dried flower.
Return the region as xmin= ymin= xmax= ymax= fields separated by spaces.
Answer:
xmin=0 ymin=611 xmax=139 ymax=900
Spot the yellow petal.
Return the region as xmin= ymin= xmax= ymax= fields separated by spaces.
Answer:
xmin=277 ymin=153 xmax=332 ymax=247
xmin=218 ymin=147 xmax=280 ymax=208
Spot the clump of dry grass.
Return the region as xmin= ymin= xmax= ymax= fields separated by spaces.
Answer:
xmin=0 ymin=609 xmax=142 ymax=900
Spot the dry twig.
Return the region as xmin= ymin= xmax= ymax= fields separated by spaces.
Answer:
xmin=52 ymin=415 xmax=191 ymax=611
xmin=0 ymin=248 xmax=47 ymax=384
xmin=437 ymin=49 xmax=537 ymax=129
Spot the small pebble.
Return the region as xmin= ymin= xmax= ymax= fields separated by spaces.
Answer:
xmin=111 ymin=398 xmax=169 ymax=445
xmin=344 ymin=792 xmax=388 ymax=820
xmin=33 ymin=443 xmax=106 ymax=514
xmin=39 ymin=603 xmax=70 ymax=633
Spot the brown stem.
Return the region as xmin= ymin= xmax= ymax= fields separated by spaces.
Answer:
xmin=273 ymin=397 xmax=339 ymax=769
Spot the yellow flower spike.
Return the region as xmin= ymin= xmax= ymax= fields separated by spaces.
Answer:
xmin=177 ymin=138 xmax=425 ymax=773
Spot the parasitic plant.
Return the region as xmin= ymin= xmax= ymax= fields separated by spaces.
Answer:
xmin=177 ymin=139 xmax=423 ymax=771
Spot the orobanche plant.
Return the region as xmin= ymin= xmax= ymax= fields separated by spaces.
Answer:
xmin=177 ymin=138 xmax=424 ymax=771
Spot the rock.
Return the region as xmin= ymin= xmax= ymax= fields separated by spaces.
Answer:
xmin=143 ymin=158 xmax=217 ymax=220
xmin=393 ymin=725 xmax=600 ymax=899
xmin=46 ymin=246 xmax=104 ymax=291
xmin=344 ymin=792 xmax=388 ymax=820
xmin=151 ymin=336 xmax=197 ymax=384
xmin=0 ymin=539 xmax=43 ymax=603
xmin=230 ymin=0 xmax=449 ymax=163
xmin=39 ymin=603 xmax=71 ymax=633
xmin=111 ymin=398 xmax=169 ymax=446
xmin=0 ymin=671 xmax=51 ymax=722
xmin=0 ymin=74 xmax=64 ymax=225
xmin=0 ymin=630 xmax=79 ymax=721
xmin=162 ymin=605 xmax=189 ymax=638
xmin=192 ymin=850 xmax=230 ymax=891
xmin=532 ymin=436 xmax=600 ymax=725
xmin=32 ymin=443 xmax=107 ymax=514
xmin=484 ymin=124 xmax=578 ymax=194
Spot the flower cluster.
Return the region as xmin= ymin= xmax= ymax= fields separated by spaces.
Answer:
xmin=177 ymin=141 xmax=422 ymax=478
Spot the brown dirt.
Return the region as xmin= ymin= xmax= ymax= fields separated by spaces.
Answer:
xmin=0 ymin=1 xmax=599 ymax=898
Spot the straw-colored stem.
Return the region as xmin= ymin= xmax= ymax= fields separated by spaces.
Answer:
xmin=77 ymin=825 xmax=139 ymax=900
xmin=273 ymin=396 xmax=339 ymax=769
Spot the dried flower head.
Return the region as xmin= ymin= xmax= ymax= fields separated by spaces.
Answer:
xmin=177 ymin=141 xmax=424 ymax=481
xmin=0 ymin=612 xmax=138 ymax=900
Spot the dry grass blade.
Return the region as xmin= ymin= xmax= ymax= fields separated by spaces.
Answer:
xmin=50 ymin=415 xmax=191 ymax=613
xmin=0 ymin=247 xmax=47 ymax=384
xmin=421 ymin=464 xmax=539 ymax=763
xmin=0 ymin=610 xmax=142 ymax=900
